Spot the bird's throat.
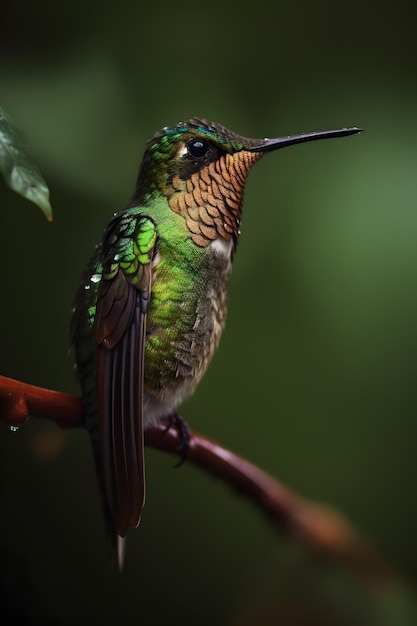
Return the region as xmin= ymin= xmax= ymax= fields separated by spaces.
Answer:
xmin=167 ymin=150 xmax=263 ymax=246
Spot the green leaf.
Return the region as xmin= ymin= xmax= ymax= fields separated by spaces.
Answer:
xmin=0 ymin=106 xmax=52 ymax=221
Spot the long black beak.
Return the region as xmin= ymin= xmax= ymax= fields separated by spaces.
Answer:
xmin=247 ymin=127 xmax=363 ymax=152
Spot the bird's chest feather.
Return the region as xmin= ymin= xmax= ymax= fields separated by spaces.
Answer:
xmin=144 ymin=237 xmax=233 ymax=398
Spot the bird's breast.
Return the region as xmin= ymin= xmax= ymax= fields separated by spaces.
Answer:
xmin=143 ymin=237 xmax=233 ymax=407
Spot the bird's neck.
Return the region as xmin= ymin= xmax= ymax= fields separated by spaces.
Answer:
xmin=164 ymin=151 xmax=263 ymax=248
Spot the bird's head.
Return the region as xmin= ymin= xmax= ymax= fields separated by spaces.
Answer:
xmin=131 ymin=118 xmax=361 ymax=247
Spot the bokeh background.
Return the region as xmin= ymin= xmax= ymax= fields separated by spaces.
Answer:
xmin=1 ymin=0 xmax=417 ymax=624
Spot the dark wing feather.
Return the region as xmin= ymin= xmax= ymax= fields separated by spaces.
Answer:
xmin=93 ymin=215 xmax=156 ymax=568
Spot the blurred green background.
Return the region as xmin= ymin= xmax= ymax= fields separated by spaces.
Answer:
xmin=1 ymin=0 xmax=417 ymax=624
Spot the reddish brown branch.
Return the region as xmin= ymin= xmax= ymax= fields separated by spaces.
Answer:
xmin=0 ymin=375 xmax=80 ymax=428
xmin=0 ymin=374 xmax=394 ymax=583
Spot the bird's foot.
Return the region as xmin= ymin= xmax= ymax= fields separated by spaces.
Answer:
xmin=162 ymin=412 xmax=191 ymax=467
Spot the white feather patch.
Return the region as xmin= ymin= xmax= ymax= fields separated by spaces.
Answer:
xmin=210 ymin=237 xmax=233 ymax=258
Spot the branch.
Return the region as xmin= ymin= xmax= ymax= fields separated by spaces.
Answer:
xmin=0 ymin=374 xmax=395 ymax=584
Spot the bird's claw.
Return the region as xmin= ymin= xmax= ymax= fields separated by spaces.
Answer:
xmin=162 ymin=412 xmax=190 ymax=467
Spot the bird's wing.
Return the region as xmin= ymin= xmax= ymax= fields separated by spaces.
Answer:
xmin=93 ymin=213 xmax=157 ymax=561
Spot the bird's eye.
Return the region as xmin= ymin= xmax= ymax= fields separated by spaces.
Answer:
xmin=187 ymin=139 xmax=209 ymax=158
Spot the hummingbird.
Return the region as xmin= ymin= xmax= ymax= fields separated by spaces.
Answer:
xmin=72 ymin=118 xmax=361 ymax=568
